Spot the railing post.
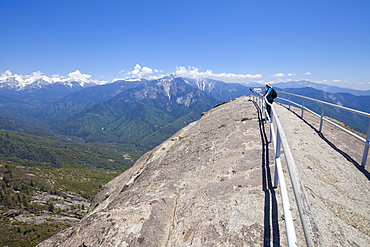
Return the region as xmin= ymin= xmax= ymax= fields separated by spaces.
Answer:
xmin=269 ymin=105 xmax=273 ymax=141
xmin=361 ymin=122 xmax=370 ymax=166
xmin=301 ymin=99 xmax=305 ymax=118
xmin=274 ymin=129 xmax=281 ymax=187
xmin=319 ymin=104 xmax=325 ymax=132
xmin=259 ymin=96 xmax=262 ymax=110
xmin=263 ymin=99 xmax=267 ymax=120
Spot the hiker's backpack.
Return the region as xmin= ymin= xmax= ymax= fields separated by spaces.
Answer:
xmin=271 ymin=88 xmax=277 ymax=99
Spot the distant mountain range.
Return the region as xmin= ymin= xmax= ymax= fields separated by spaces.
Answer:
xmin=0 ymin=75 xmax=250 ymax=149
xmin=279 ymin=81 xmax=370 ymax=96
xmin=245 ymin=80 xmax=370 ymax=96
xmin=0 ymin=70 xmax=107 ymax=90
xmin=52 ymin=76 xmax=219 ymax=148
xmin=274 ymin=87 xmax=370 ymax=134
xmin=1 ymin=74 xmax=369 ymax=148
xmin=2 ymin=70 xmax=370 ymax=96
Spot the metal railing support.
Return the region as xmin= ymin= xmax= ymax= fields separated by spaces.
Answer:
xmin=269 ymin=107 xmax=274 ymax=142
xmin=319 ymin=104 xmax=325 ymax=132
xmin=361 ymin=123 xmax=370 ymax=166
xmin=273 ymin=128 xmax=282 ymax=187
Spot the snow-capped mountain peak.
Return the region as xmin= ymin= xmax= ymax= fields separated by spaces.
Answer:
xmin=0 ymin=70 xmax=108 ymax=90
xmin=183 ymin=77 xmax=216 ymax=93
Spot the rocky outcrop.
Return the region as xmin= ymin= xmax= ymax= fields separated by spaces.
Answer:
xmin=39 ymin=96 xmax=370 ymax=246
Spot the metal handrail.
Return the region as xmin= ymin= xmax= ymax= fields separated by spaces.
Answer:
xmin=251 ymin=94 xmax=320 ymax=246
xmin=277 ymin=91 xmax=370 ymax=166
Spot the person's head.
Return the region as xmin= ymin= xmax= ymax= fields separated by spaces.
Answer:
xmin=266 ymin=82 xmax=272 ymax=88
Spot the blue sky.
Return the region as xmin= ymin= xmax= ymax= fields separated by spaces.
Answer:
xmin=1 ymin=0 xmax=369 ymax=89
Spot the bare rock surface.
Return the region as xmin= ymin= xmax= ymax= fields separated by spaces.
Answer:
xmin=39 ymin=96 xmax=370 ymax=246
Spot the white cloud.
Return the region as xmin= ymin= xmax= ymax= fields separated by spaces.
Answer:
xmin=50 ymin=74 xmax=65 ymax=83
xmin=269 ymin=72 xmax=296 ymax=78
xmin=125 ymin=65 xmax=263 ymax=82
xmin=313 ymin=80 xmax=327 ymax=84
xmin=127 ymin=64 xmax=163 ymax=80
xmin=174 ymin=66 xmax=262 ymax=81
xmin=3 ymin=70 xmax=12 ymax=77
xmin=26 ymin=71 xmax=48 ymax=82
xmin=305 ymin=72 xmax=312 ymax=75
xmin=0 ymin=70 xmax=13 ymax=81
xmin=270 ymin=73 xmax=285 ymax=78
xmin=129 ymin=64 xmax=149 ymax=78
xmin=68 ymin=70 xmax=92 ymax=81
xmin=51 ymin=74 xmax=65 ymax=79
xmin=332 ymin=80 xmax=349 ymax=83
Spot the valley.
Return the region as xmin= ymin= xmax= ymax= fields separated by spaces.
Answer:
xmin=0 ymin=128 xmax=147 ymax=246
xmin=0 ymin=161 xmax=114 ymax=246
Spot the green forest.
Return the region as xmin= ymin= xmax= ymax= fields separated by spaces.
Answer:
xmin=0 ymin=129 xmax=147 ymax=246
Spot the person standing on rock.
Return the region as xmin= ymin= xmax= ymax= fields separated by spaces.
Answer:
xmin=263 ymin=82 xmax=276 ymax=118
